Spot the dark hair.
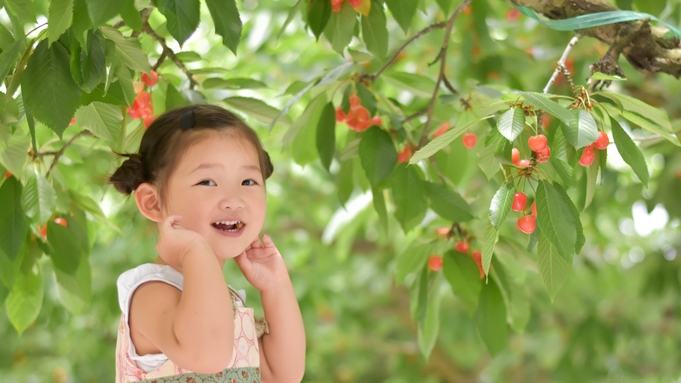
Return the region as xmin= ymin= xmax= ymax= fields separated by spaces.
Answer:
xmin=109 ymin=105 xmax=274 ymax=196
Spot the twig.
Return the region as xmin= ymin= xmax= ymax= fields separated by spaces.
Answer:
xmin=404 ymin=108 xmax=428 ymax=123
xmin=141 ymin=10 xmax=198 ymax=88
xmin=46 ymin=131 xmax=93 ymax=177
xmin=543 ymin=34 xmax=581 ymax=94
xmin=153 ymin=51 xmax=168 ymax=71
xmin=418 ymin=0 xmax=472 ymax=147
xmin=361 ymin=21 xmax=447 ymax=83
xmin=632 ymin=129 xmax=681 ymax=142
xmin=25 ymin=23 xmax=47 ymax=37
xmin=442 ymin=75 xmax=458 ymax=95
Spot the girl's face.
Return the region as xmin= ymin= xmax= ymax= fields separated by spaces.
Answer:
xmin=161 ymin=130 xmax=267 ymax=262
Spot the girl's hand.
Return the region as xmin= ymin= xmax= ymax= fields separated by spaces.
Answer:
xmin=156 ymin=215 xmax=211 ymax=271
xmin=233 ymin=235 xmax=290 ymax=292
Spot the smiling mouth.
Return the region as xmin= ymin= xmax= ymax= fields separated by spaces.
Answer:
xmin=212 ymin=220 xmax=245 ymax=232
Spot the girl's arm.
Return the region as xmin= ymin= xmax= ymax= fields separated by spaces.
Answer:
xmin=258 ymin=278 xmax=306 ymax=383
xmin=129 ymin=218 xmax=235 ymax=374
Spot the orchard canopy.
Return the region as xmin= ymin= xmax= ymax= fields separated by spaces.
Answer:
xmin=1 ymin=0 xmax=681 ymax=381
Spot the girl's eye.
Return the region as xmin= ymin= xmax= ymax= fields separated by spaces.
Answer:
xmin=197 ymin=179 xmax=216 ymax=186
xmin=242 ymin=179 xmax=257 ymax=186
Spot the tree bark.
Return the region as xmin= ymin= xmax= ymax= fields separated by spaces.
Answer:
xmin=510 ymin=0 xmax=681 ymax=78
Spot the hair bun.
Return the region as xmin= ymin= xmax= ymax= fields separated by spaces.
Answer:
xmin=109 ymin=154 xmax=146 ymax=195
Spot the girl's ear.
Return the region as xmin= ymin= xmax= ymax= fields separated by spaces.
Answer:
xmin=134 ymin=183 xmax=163 ymax=222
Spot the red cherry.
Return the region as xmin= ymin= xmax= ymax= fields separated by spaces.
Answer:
xmin=143 ymin=116 xmax=157 ymax=129
xmin=428 ymin=255 xmax=443 ymax=271
xmin=135 ymin=91 xmax=151 ymax=106
xmin=541 ymin=114 xmax=550 ymax=129
xmin=536 ymin=145 xmax=551 ymax=163
xmin=578 ymin=145 xmax=595 ymax=167
xmin=463 ymin=5 xmax=472 ymax=15
xmin=517 ymin=215 xmax=536 ymax=234
xmin=133 ymin=81 xmax=145 ymax=93
xmin=435 ymin=227 xmax=450 ymax=238
xmin=505 ymin=8 xmax=522 ymax=22
xmin=4 ymin=171 xmax=11 ymax=179
xmin=434 ymin=122 xmax=450 ymax=138
xmin=370 ymin=116 xmax=382 ymax=127
xmin=455 ymin=241 xmax=470 ymax=254
xmin=528 ymin=134 xmax=547 ymax=152
xmin=69 ymin=118 xmax=76 ymax=126
xmin=335 ymin=107 xmax=346 ymax=122
xmin=397 ymin=146 xmax=413 ymax=163
xmin=348 ymin=0 xmax=361 ymax=7
xmin=141 ymin=70 xmax=158 ymax=86
xmin=593 ymin=131 xmax=609 ymax=150
xmin=511 ymin=148 xmax=520 ymax=165
xmin=54 ymin=218 xmax=68 ymax=227
xmin=531 ymin=202 xmax=537 ymax=218
xmin=462 ymin=133 xmax=477 ymax=149
xmin=349 ymin=94 xmax=361 ymax=107
xmin=517 ymin=159 xmax=530 ymax=168
xmin=512 ymin=192 xmax=527 ymax=211
xmin=471 ymin=250 xmax=484 ymax=278
xmin=38 ymin=224 xmax=47 ymax=238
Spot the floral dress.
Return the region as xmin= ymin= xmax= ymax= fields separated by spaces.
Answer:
xmin=115 ymin=264 xmax=266 ymax=383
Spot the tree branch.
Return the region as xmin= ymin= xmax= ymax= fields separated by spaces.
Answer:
xmin=141 ymin=10 xmax=198 ymax=88
xmin=361 ymin=21 xmax=447 ymax=83
xmin=544 ymin=34 xmax=582 ymax=94
xmin=511 ymin=0 xmax=681 ymax=78
xmin=418 ymin=0 xmax=472 ymax=147
xmin=46 ymin=131 xmax=93 ymax=177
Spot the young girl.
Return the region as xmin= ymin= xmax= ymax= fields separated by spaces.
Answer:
xmin=109 ymin=105 xmax=306 ymax=383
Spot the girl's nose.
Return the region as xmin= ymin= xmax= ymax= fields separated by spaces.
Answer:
xmin=219 ymin=191 xmax=245 ymax=210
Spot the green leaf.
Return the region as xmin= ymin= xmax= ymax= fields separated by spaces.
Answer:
xmin=519 ymin=92 xmax=572 ymax=126
xmin=201 ymin=77 xmax=267 ymax=90
xmin=55 ymin=255 xmax=92 ymax=314
xmin=307 ymin=0 xmax=331 ymax=41
xmin=1 ymin=134 xmax=30 ymax=177
xmin=85 ymin=0 xmax=123 ymax=26
xmin=382 ymin=71 xmax=437 ymax=98
xmin=583 ymin=149 xmax=599 ymax=209
xmin=372 ymin=187 xmax=388 ymax=233
xmin=48 ymin=0 xmax=73 ymax=45
xmin=101 ymin=26 xmax=151 ymax=73
xmin=417 ymin=285 xmax=441 ymax=359
xmin=205 ymin=0 xmax=242 ymax=55
xmin=597 ymin=94 xmax=679 ymax=146
xmin=492 ymin=258 xmax=530 ymax=334
xmin=80 ymin=30 xmax=107 ymax=92
xmin=564 ymin=109 xmax=598 ymax=149
xmin=497 ymin=107 xmax=525 ymax=142
xmin=591 ymin=72 xmax=626 ymax=81
xmin=386 ymin=0 xmax=417 ymax=34
xmin=4 ymin=0 xmax=37 ymax=25
xmin=435 ymin=0 xmax=452 ymax=13
xmin=21 ymin=39 xmax=81 ymax=138
xmin=482 ymin=219 xmax=498 ymax=275
xmin=291 ymin=96 xmax=326 ymax=165
xmin=0 ymin=37 xmax=27 ymax=82
xmin=536 ymin=180 xmax=576 ymax=262
xmin=550 ymin=159 xmax=576 ymax=189
xmin=47 ymin=220 xmax=84 ymax=275
xmin=475 ymin=279 xmax=508 ymax=356
xmin=424 ymin=182 xmax=474 ymax=222
xmin=611 ymin=117 xmax=649 ymax=187
xmin=323 ymin=1 xmax=356 ymax=54
xmin=336 ymin=159 xmax=354 ymax=207
xmin=537 ymin=233 xmax=571 ymax=301
xmin=165 ymin=84 xmax=190 ymax=110
xmin=359 ymin=127 xmax=397 ymax=187
xmin=6 ymin=265 xmax=43 ymax=335
xmin=489 ymin=182 xmax=514 ymax=229
xmin=395 ymin=240 xmax=429 ymax=285
xmin=72 ymin=0 xmax=93 ymax=46
xmin=0 ymin=177 xmax=29 ymax=260
xmin=391 ymin=164 xmax=427 ymax=232
xmin=316 ymin=102 xmax=336 ymax=171
xmin=21 ymin=171 xmax=57 ymax=226
xmin=75 ymin=102 xmax=124 ymax=142
xmin=361 ymin=2 xmax=388 ymax=58
xmin=155 ymin=0 xmax=200 ymax=46
xmin=443 ymin=250 xmax=482 ymax=316
xmin=121 ymin=0 xmax=143 ymax=31
xmin=223 ymin=97 xmax=291 ymax=126
xmin=552 ymin=182 xmax=585 ymax=254
xmin=477 ymin=143 xmax=501 ymax=180
xmin=410 ymin=116 xmax=491 ymax=163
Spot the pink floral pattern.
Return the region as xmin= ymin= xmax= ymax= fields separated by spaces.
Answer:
xmin=116 ymin=308 xmax=260 ymax=383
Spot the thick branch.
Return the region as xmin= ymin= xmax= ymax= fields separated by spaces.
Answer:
xmin=141 ymin=10 xmax=198 ymax=88
xmin=511 ymin=0 xmax=681 ymax=78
